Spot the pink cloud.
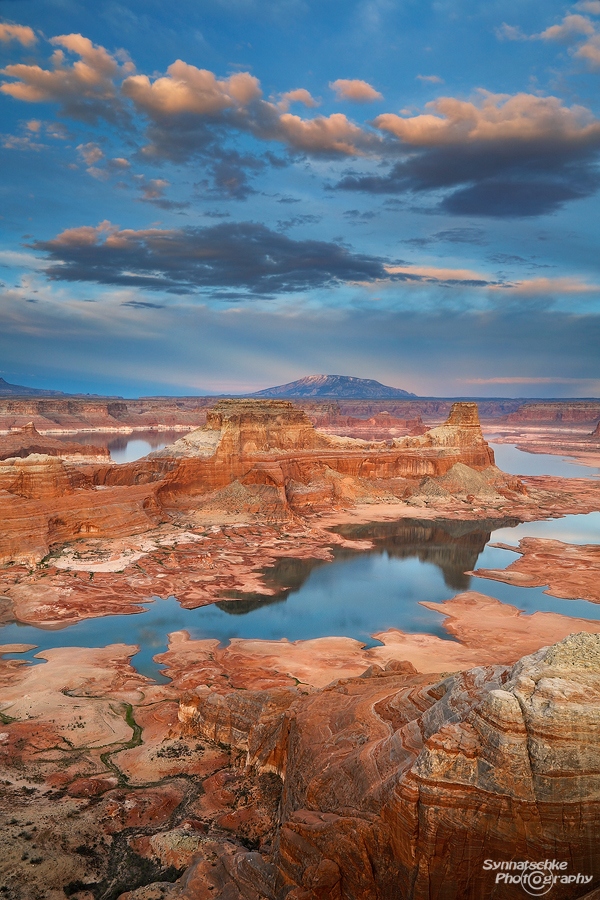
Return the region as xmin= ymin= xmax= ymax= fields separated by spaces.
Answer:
xmin=279 ymin=88 xmax=319 ymax=110
xmin=374 ymin=91 xmax=600 ymax=147
xmin=330 ymin=79 xmax=382 ymax=102
xmin=276 ymin=111 xmax=378 ymax=155
xmin=0 ymin=33 xmax=132 ymax=121
xmin=0 ymin=23 xmax=36 ymax=46
xmin=122 ymin=63 xmax=261 ymax=116
xmin=539 ymin=14 xmax=595 ymax=43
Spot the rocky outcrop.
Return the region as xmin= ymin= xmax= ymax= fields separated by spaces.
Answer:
xmin=0 ymin=421 xmax=109 ymax=462
xmin=178 ymin=633 xmax=600 ymax=900
xmin=506 ymin=402 xmax=600 ymax=425
xmin=0 ymin=455 xmax=163 ymax=565
xmin=153 ymin=401 xmax=500 ymax=513
xmin=0 ymin=396 xmax=212 ymax=433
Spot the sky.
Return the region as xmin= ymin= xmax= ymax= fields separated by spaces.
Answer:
xmin=0 ymin=0 xmax=599 ymax=397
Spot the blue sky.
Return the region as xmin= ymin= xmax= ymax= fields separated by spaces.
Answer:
xmin=1 ymin=0 xmax=599 ymax=397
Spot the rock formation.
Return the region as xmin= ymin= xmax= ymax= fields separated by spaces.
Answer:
xmin=152 ymin=400 xmax=502 ymax=514
xmin=176 ymin=633 xmax=600 ymax=900
xmin=0 ymin=421 xmax=109 ymax=462
xmin=506 ymin=401 xmax=600 ymax=425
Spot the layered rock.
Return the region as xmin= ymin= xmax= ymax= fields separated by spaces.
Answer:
xmin=0 ymin=421 xmax=109 ymax=462
xmin=0 ymin=455 xmax=163 ymax=565
xmin=153 ymin=400 xmax=499 ymax=514
xmin=506 ymin=401 xmax=600 ymax=425
xmin=178 ymin=633 xmax=600 ymax=900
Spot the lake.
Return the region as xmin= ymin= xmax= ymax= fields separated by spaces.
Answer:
xmin=2 ymin=512 xmax=599 ymax=681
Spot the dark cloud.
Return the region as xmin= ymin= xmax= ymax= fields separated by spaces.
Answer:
xmin=343 ymin=209 xmax=378 ymax=223
xmin=276 ymin=213 xmax=322 ymax=231
xmin=403 ymin=226 xmax=487 ymax=247
xmin=32 ymin=221 xmax=388 ymax=295
xmin=122 ymin=300 xmax=165 ymax=308
xmin=336 ymin=141 xmax=600 ymax=217
xmin=489 ymin=253 xmax=557 ymax=269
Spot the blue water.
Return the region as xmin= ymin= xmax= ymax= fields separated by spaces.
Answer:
xmin=1 ymin=512 xmax=598 ymax=681
xmin=490 ymin=442 xmax=599 ymax=478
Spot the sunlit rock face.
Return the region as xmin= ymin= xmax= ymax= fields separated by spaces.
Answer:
xmin=0 ymin=454 xmax=162 ymax=566
xmin=153 ymin=400 xmax=500 ymax=513
xmin=179 ymin=634 xmax=600 ymax=900
xmin=0 ymin=400 xmax=513 ymax=565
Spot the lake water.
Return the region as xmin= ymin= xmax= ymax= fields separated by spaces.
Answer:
xmin=2 ymin=512 xmax=599 ymax=681
xmin=57 ymin=430 xmax=186 ymax=463
xmin=490 ymin=442 xmax=599 ymax=478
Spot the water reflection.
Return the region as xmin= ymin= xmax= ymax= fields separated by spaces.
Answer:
xmin=1 ymin=513 xmax=599 ymax=681
xmin=56 ymin=430 xmax=188 ymax=462
xmin=217 ymin=518 xmax=520 ymax=619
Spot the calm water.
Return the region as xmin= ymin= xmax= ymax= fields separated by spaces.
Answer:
xmin=57 ymin=430 xmax=186 ymax=463
xmin=2 ymin=512 xmax=599 ymax=681
xmin=490 ymin=442 xmax=599 ymax=478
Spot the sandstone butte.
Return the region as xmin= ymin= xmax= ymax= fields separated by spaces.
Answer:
xmin=0 ymin=399 xmax=509 ymax=567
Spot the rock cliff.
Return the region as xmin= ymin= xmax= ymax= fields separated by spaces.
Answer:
xmin=153 ymin=400 xmax=500 ymax=514
xmin=0 ymin=421 xmax=109 ymax=462
xmin=176 ymin=633 xmax=600 ymax=900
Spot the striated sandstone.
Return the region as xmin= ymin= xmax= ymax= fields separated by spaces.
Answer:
xmin=176 ymin=633 xmax=600 ymax=900
xmin=0 ymin=421 xmax=109 ymax=462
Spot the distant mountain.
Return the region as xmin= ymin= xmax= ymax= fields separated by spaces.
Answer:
xmin=0 ymin=377 xmax=67 ymax=397
xmin=251 ymin=375 xmax=416 ymax=399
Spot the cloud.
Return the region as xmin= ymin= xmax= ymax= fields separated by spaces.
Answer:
xmin=575 ymin=32 xmax=600 ymax=66
xmin=77 ymin=141 xmax=104 ymax=166
xmin=416 ymin=74 xmax=444 ymax=84
xmin=122 ymin=63 xmax=261 ymax=117
xmin=491 ymin=276 xmax=600 ymax=295
xmin=274 ymin=111 xmax=378 ymax=154
xmin=276 ymin=213 xmax=322 ymax=230
xmin=336 ymin=90 xmax=600 ymax=216
xmin=31 ymin=220 xmax=388 ymax=295
xmin=2 ymin=36 xmax=379 ymax=182
xmin=384 ymin=263 xmax=498 ymax=287
xmin=279 ymin=88 xmax=319 ymax=109
xmin=343 ymin=209 xmax=378 ymax=222
xmin=575 ymin=0 xmax=600 ymax=12
xmin=538 ymin=13 xmax=595 ymax=43
xmin=0 ymin=23 xmax=36 ymax=46
xmin=136 ymin=176 xmax=190 ymax=209
xmin=1 ymin=32 xmax=133 ymax=123
xmin=403 ymin=226 xmax=487 ymax=247
xmin=330 ymin=78 xmax=383 ymax=102
xmin=495 ymin=23 xmax=528 ymax=41
xmin=534 ymin=12 xmax=600 ymax=70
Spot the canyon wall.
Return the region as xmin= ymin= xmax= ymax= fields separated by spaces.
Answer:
xmin=179 ymin=633 xmax=600 ymax=900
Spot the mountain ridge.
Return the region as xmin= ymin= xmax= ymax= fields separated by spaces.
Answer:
xmin=0 ymin=377 xmax=68 ymax=397
xmin=250 ymin=374 xmax=416 ymax=399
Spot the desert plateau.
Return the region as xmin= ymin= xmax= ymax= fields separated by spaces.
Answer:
xmin=1 ymin=394 xmax=599 ymax=900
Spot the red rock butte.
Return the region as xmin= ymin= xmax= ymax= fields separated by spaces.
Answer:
xmin=0 ymin=398 xmax=519 ymax=566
